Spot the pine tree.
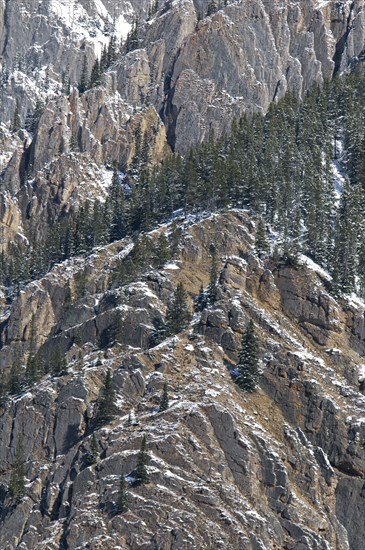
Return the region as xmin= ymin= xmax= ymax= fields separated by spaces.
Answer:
xmin=170 ymin=220 xmax=182 ymax=255
xmin=12 ymin=99 xmax=21 ymax=132
xmin=62 ymin=66 xmax=71 ymax=95
xmin=109 ymin=168 xmax=126 ymax=241
xmin=332 ymin=178 xmax=361 ymax=295
xmin=9 ymin=436 xmax=26 ymax=503
xmin=69 ymin=134 xmax=78 ymax=152
xmin=115 ymin=474 xmax=129 ymax=513
xmin=135 ymin=434 xmax=150 ymax=485
xmin=78 ymin=55 xmax=88 ymax=94
xmin=86 ymin=433 xmax=99 ymax=465
xmin=50 ymin=345 xmax=67 ymax=377
xmin=236 ymin=320 xmax=259 ymax=392
xmin=159 ymin=382 xmax=169 ymax=412
xmin=24 ymin=109 xmax=34 ymax=133
xmin=153 ymin=234 xmax=171 ymax=267
xmin=165 ymin=282 xmax=192 ymax=336
xmin=94 ymin=369 xmax=118 ymax=427
xmin=7 ymin=355 xmax=24 ymax=395
xmin=255 ymin=217 xmax=270 ymax=257
xmin=107 ymin=35 xmax=117 ymax=65
xmin=358 ymin=235 xmax=365 ymax=298
xmin=31 ymin=99 xmax=44 ymax=133
xmin=207 ymin=246 xmax=219 ymax=304
xmin=25 ymin=354 xmax=42 ymax=385
xmin=127 ymin=409 xmax=138 ymax=426
xmin=89 ymin=59 xmax=101 ymax=88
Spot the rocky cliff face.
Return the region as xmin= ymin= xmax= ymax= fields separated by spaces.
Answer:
xmin=0 ymin=0 xmax=364 ymax=248
xmin=1 ymin=211 xmax=365 ymax=548
xmin=1 ymin=1 xmax=365 ymax=548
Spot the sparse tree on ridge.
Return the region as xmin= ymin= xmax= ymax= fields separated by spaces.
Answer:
xmin=94 ymin=370 xmax=118 ymax=427
xmin=165 ymin=282 xmax=192 ymax=336
xmin=115 ymin=474 xmax=129 ymax=512
xmin=135 ymin=434 xmax=150 ymax=485
xmin=207 ymin=245 xmax=219 ymax=304
xmin=86 ymin=433 xmax=99 ymax=465
xmin=159 ymin=382 xmax=169 ymax=412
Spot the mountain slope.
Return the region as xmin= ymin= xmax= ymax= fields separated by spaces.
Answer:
xmin=1 ymin=1 xmax=365 ymax=548
xmin=1 ymin=211 xmax=365 ymax=548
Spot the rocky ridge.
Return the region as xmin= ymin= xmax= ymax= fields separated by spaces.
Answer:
xmin=0 ymin=0 xmax=364 ymax=248
xmin=1 ymin=211 xmax=365 ymax=548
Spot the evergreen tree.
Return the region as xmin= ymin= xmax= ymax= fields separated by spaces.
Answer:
xmin=24 ymin=109 xmax=34 ymax=133
xmin=69 ymin=134 xmax=78 ymax=152
xmin=236 ymin=320 xmax=259 ymax=392
xmin=159 ymin=382 xmax=169 ymax=412
xmin=50 ymin=345 xmax=67 ymax=377
xmin=86 ymin=433 xmax=99 ymax=465
xmin=7 ymin=355 xmax=24 ymax=395
xmin=78 ymin=55 xmax=88 ymax=94
xmin=9 ymin=436 xmax=26 ymax=503
xmin=28 ymin=99 xmax=44 ymax=133
xmin=115 ymin=474 xmax=129 ymax=513
xmin=11 ymin=99 xmax=21 ymax=132
xmin=25 ymin=354 xmax=42 ymax=385
xmin=170 ymin=220 xmax=182 ymax=255
xmin=165 ymin=282 xmax=192 ymax=335
xmin=127 ymin=409 xmax=138 ymax=426
xmin=108 ymin=168 xmax=126 ymax=241
xmin=135 ymin=434 xmax=150 ymax=485
xmin=207 ymin=246 xmax=219 ymax=303
xmin=62 ymin=66 xmax=71 ymax=95
xmin=94 ymin=369 xmax=118 ymax=427
xmin=358 ymin=235 xmax=365 ymax=299
xmin=255 ymin=217 xmax=270 ymax=257
xmin=332 ymin=178 xmax=361 ymax=294
xmin=153 ymin=234 xmax=171 ymax=267
xmin=107 ymin=35 xmax=117 ymax=65
xmin=89 ymin=59 xmax=101 ymax=88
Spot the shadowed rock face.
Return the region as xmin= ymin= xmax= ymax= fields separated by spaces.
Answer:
xmin=0 ymin=0 xmax=364 ymax=249
xmin=0 ymin=211 xmax=365 ymax=548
